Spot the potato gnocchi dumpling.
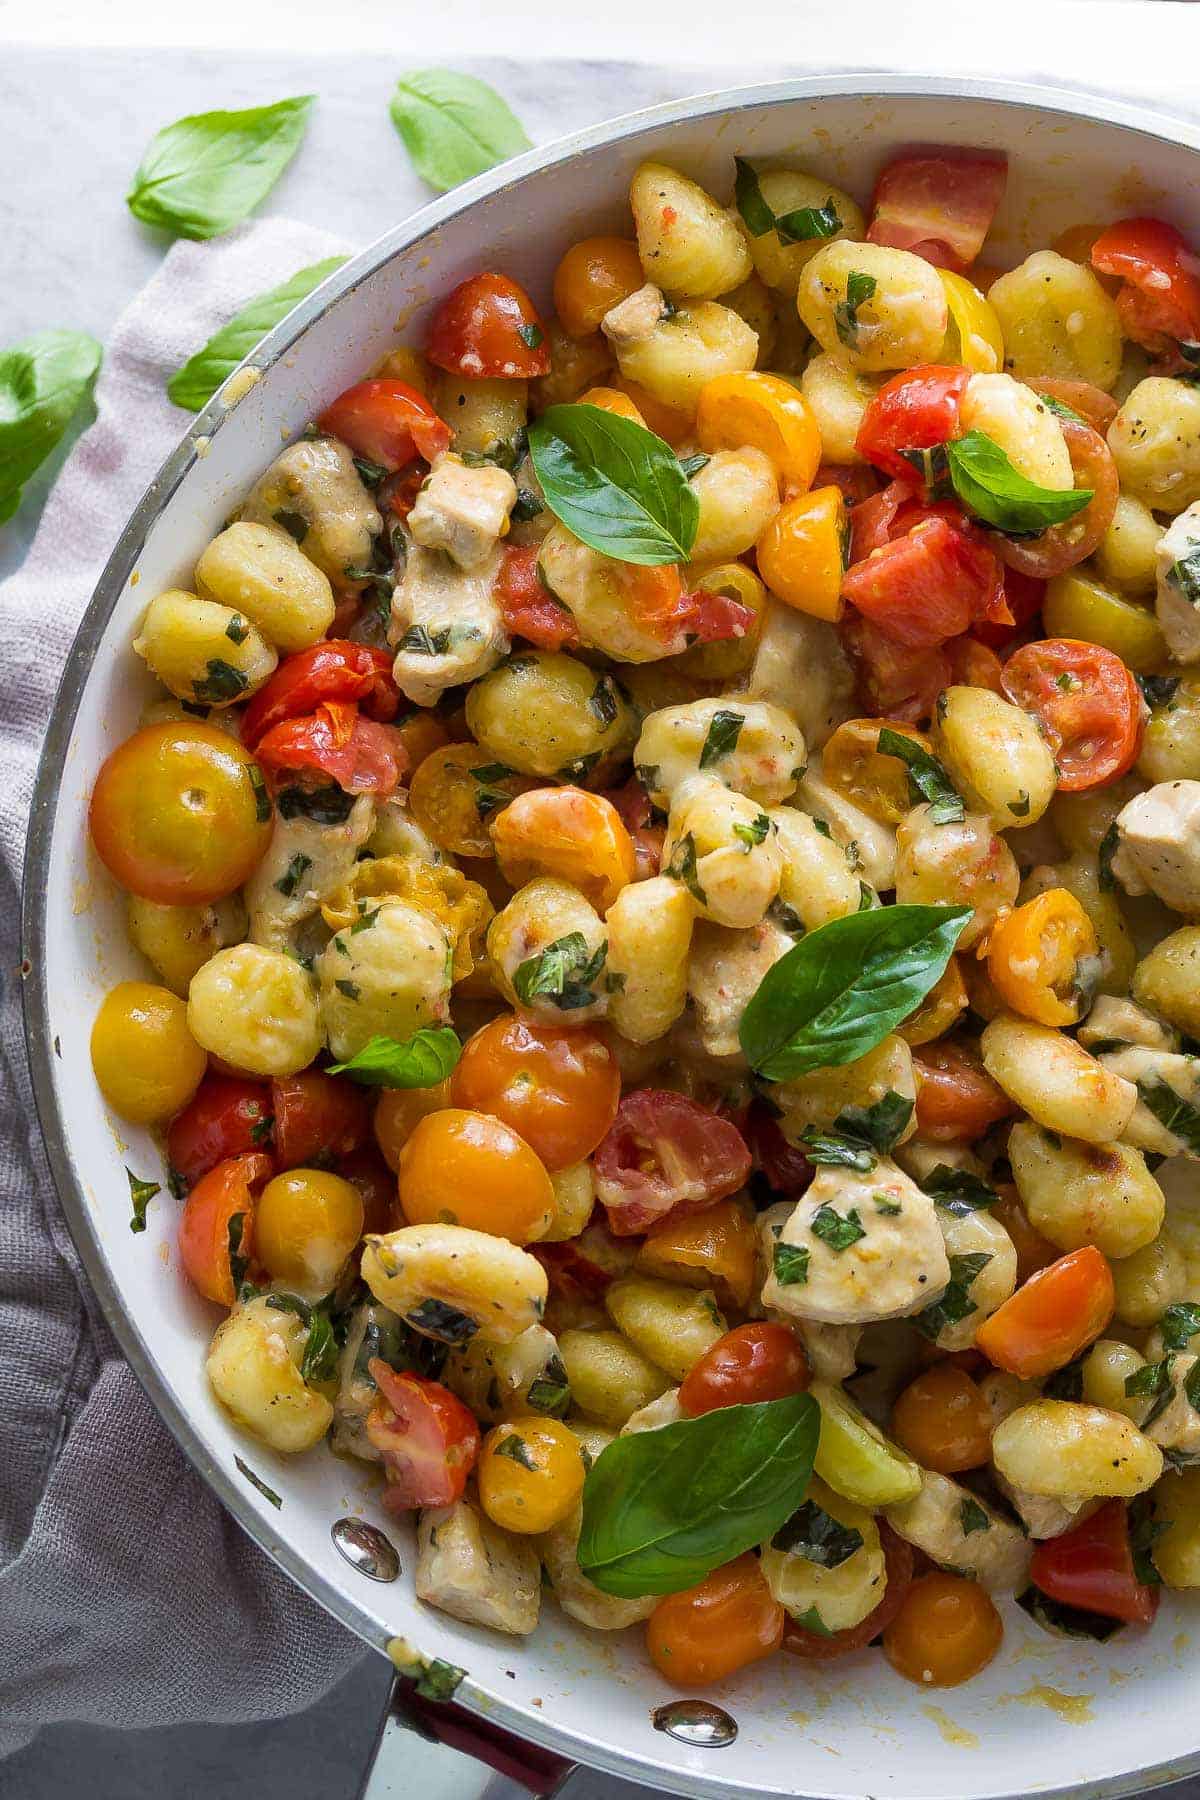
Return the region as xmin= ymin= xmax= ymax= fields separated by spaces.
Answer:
xmin=630 ymin=161 xmax=752 ymax=300
xmin=662 ymin=773 xmax=783 ymax=928
xmin=797 ymin=241 xmax=949 ymax=373
xmin=133 ymin=590 xmax=277 ymax=706
xmin=466 ymin=648 xmax=638 ymax=778
xmin=634 ymin=696 xmax=804 ymax=809
xmin=194 ymin=521 xmax=335 ymax=652
xmin=987 ymin=252 xmax=1123 ymax=391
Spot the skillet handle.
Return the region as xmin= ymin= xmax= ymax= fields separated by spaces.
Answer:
xmin=357 ymin=1673 xmax=579 ymax=1799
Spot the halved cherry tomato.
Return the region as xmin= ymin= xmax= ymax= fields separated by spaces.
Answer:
xmin=489 ymin=786 xmax=636 ymax=912
xmin=599 ymin=563 xmax=753 ymax=655
xmin=997 ymin=416 xmax=1118 ymax=581
xmin=242 ymin=642 xmax=399 ymax=749
xmin=494 ymin=544 xmax=580 ymax=651
xmin=270 ymin=1070 xmax=371 ymax=1170
xmin=167 ymin=1075 xmax=273 ymax=1188
xmin=594 ymin=1090 xmax=752 ymax=1237
xmin=599 ymin=778 xmax=664 ymax=881
xmin=891 ymin=1363 xmax=992 ymax=1473
xmin=975 ymin=1245 xmax=1115 ymax=1379
xmin=823 ymin=716 xmax=929 ymax=825
xmin=398 ymin=1108 xmax=555 ymax=1243
xmin=255 ymin=706 xmax=407 ymax=796
xmin=1029 ymin=377 xmax=1119 ymax=434
xmin=913 ymin=1038 xmax=1017 ymax=1142
xmin=856 ymin=364 xmax=970 ymax=481
xmin=883 ymin=1571 xmax=1003 ymax=1686
xmin=317 ymin=378 xmax=451 ymax=471
xmin=366 ymin=1359 xmax=480 ymax=1511
xmin=1092 ymin=218 xmax=1200 ymax=365
xmin=335 ymin=1144 xmax=398 ymax=1236
xmin=178 ymin=1151 xmax=272 ymax=1306
xmin=1000 ymin=637 xmax=1145 ymax=790
xmin=427 ymin=272 xmax=551 ymax=380
xmin=679 ymin=1323 xmax=809 ymax=1416
xmin=815 ymin=461 xmax=882 ymax=506
xmin=991 ymin=1185 xmax=1059 ymax=1284
xmin=785 ymin=1524 xmax=914 ymax=1659
xmin=867 ymin=149 xmax=1007 ymax=272
xmin=637 ymin=1199 xmax=760 ymax=1311
xmin=1030 ymin=1499 xmax=1160 ymax=1626
xmin=840 ymin=612 xmax=951 ymax=725
xmin=533 ymin=1219 xmax=637 ymax=1303
xmin=944 ymin=634 xmax=1003 ymax=692
xmin=842 ymin=516 xmax=1004 ymax=650
xmin=973 ymin=566 xmax=1045 ymax=650
xmin=450 ymin=1015 xmax=620 ymax=1171
xmin=745 ymin=1103 xmax=815 ymax=1198
xmin=757 ymin=486 xmax=847 ymax=622
xmin=647 ymin=1554 xmax=784 ymax=1688
xmin=987 ymin=888 xmax=1099 ymax=1026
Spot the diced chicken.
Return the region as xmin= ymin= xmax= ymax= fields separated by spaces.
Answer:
xmin=1112 ymin=781 xmax=1200 ymax=916
xmin=993 ymin=1476 xmax=1099 ymax=1541
xmin=243 ymin=795 xmax=375 ymax=951
xmin=540 ymin=1500 xmax=658 ymax=1630
xmin=240 ymin=438 xmax=381 ymax=583
xmin=1079 ymin=993 xmax=1180 ymax=1054
xmin=1156 ymin=503 xmax=1200 ymax=663
xmin=795 ymin=1320 xmax=862 ymax=1382
xmin=687 ymin=917 xmax=794 ymax=1060
xmin=415 ymin=1498 xmax=541 ymax=1636
xmin=760 ymin=1161 xmax=950 ymax=1326
xmin=795 ymin=767 xmax=896 ymax=892
xmin=390 ymin=543 xmax=510 ymax=706
xmin=368 ymin=795 xmax=448 ymax=864
xmin=885 ymin=1470 xmax=1031 ymax=1591
xmin=742 ymin=601 xmax=856 ymax=752
xmin=1145 ymin=1351 xmax=1200 ymax=1459
xmin=1097 ymin=1045 xmax=1200 ymax=1156
xmin=408 ymin=453 xmax=517 ymax=572
xmin=621 ymin=1388 xmax=684 ymax=1434
xmin=601 ymin=282 xmax=666 ymax=352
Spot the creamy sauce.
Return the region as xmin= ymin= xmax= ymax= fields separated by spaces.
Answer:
xmin=922 ymin=1705 xmax=980 ymax=1749
xmin=221 ymin=366 xmax=262 ymax=406
xmin=1009 ymin=1684 xmax=1095 ymax=1724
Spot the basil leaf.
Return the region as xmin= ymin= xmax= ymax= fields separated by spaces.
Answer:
xmin=1167 ymin=547 xmax=1200 ymax=607
xmin=126 ymin=1167 xmax=161 ymax=1235
xmin=577 ymin=1393 xmax=820 ymax=1596
xmin=876 ymin=727 xmax=964 ymax=825
xmin=526 ymin=1355 xmax=571 ymax=1417
xmin=799 ymin=1130 xmax=876 ymax=1173
xmin=1125 ymin=1355 xmax=1176 ymax=1431
xmin=327 ymin=1027 xmax=461 ymax=1088
xmin=1137 ymin=1075 xmax=1200 ymax=1152
xmin=773 ymin=1499 xmax=863 ymax=1567
xmin=127 ymin=96 xmax=314 ymax=239
xmin=227 ymin=1211 xmax=250 ymax=1292
xmin=389 ymin=69 xmax=530 ymax=192
xmin=733 ymin=812 xmax=771 ymax=850
xmin=699 ymin=708 xmax=745 ymax=770
xmin=732 ymin=158 xmax=841 ymax=245
xmin=300 ymin=1310 xmax=339 ymax=1385
xmin=739 ymin=904 xmax=971 ymax=1081
xmin=1162 ymin=1302 xmax=1200 ymax=1352
xmin=276 ymin=783 xmax=355 ymax=824
xmin=0 ymin=329 xmax=101 ymax=521
xmin=835 ymin=272 xmax=877 ymax=350
xmin=773 ymin=1243 xmax=810 ymax=1286
xmin=513 ymin=932 xmax=606 ymax=1012
xmin=167 ymin=256 xmax=348 ymax=410
xmin=946 ymin=430 xmax=1093 ymax=536
xmin=1017 ymin=1586 xmax=1122 ymax=1642
xmin=792 ymin=1605 xmax=835 ymax=1637
xmin=922 ymin=1165 xmax=1000 ymax=1217
xmin=235 ymin=1455 xmax=283 ymax=1509
xmin=810 ymin=1204 xmax=866 ymax=1253
xmin=916 ymin=1252 xmax=992 ymax=1340
xmin=960 ymin=1497 xmax=991 ymax=1536
xmin=1043 ymin=1353 xmax=1086 ymax=1401
xmin=528 ymin=403 xmax=699 ymax=566
xmin=274 ymin=852 xmax=313 ymax=898
xmin=832 ymin=1090 xmax=914 ymax=1155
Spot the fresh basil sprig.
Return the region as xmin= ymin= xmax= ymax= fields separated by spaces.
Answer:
xmin=0 ymin=329 xmax=102 ymax=524
xmin=772 ymin=1499 xmax=863 ymax=1567
xmin=916 ymin=1251 xmax=992 ymax=1340
xmin=739 ymin=904 xmax=971 ymax=1081
xmin=733 ymin=159 xmax=842 ymax=245
xmin=127 ymin=97 xmax=314 ymax=239
xmin=945 ymin=430 xmax=1093 ymax=536
xmin=513 ymin=932 xmax=606 ymax=1011
xmin=578 ymin=1393 xmax=819 ymax=1596
xmin=528 ymin=404 xmax=699 ymax=566
xmin=390 ymin=70 xmax=531 ymax=192
xmin=922 ymin=1165 xmax=999 ymax=1217
xmin=1162 ymin=1302 xmax=1200 ymax=1352
xmin=327 ymin=1027 xmax=461 ymax=1088
xmin=167 ymin=256 xmax=348 ymax=410
xmin=876 ymin=728 xmax=964 ymax=825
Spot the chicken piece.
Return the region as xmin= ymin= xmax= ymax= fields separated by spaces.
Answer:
xmin=601 ymin=282 xmax=667 ymax=352
xmin=992 ymin=1476 xmax=1099 ymax=1541
xmin=330 ymin=1301 xmax=408 ymax=1463
xmin=541 ymin=1501 xmax=658 ymax=1629
xmin=1145 ymin=1351 xmax=1200 ymax=1459
xmin=240 ymin=438 xmax=381 ymax=583
xmin=243 ymin=795 xmax=375 ymax=951
xmin=390 ymin=543 xmax=510 ymax=706
xmin=795 ymin=1320 xmax=861 ymax=1382
xmin=1111 ymin=781 xmax=1200 ymax=916
xmin=1078 ymin=993 xmax=1180 ymax=1054
xmin=415 ymin=1498 xmax=541 ymax=1636
xmin=885 ymin=1470 xmax=1031 ymax=1591
xmin=1156 ymin=503 xmax=1200 ymax=664
xmin=687 ymin=917 xmax=794 ymax=1060
xmin=621 ymin=1388 xmax=684 ymax=1434
xmin=368 ymin=795 xmax=449 ymax=865
xmin=408 ymin=453 xmax=517 ymax=572
xmin=1097 ymin=1045 xmax=1200 ymax=1157
xmin=794 ymin=767 xmax=896 ymax=892
xmin=741 ymin=600 xmax=856 ymax=751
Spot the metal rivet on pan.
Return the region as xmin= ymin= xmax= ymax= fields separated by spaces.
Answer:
xmin=331 ymin=1517 xmax=401 ymax=1582
xmin=652 ymin=1700 xmax=738 ymax=1748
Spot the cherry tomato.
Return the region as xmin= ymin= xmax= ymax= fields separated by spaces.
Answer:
xmin=841 ymin=612 xmax=951 ymax=725
xmin=552 ymin=236 xmax=645 ymax=338
xmin=848 ymin=478 xmax=917 ymax=561
xmin=684 ymin=586 xmax=757 ymax=645
xmin=1031 ymin=1499 xmax=1160 ymax=1626
xmin=178 ymin=1151 xmax=272 ymax=1306
xmin=975 ymin=1245 xmax=1115 ymax=1379
xmin=594 ymin=1090 xmax=752 ymax=1237
xmin=335 ymin=1144 xmax=398 ymax=1236
xmin=679 ymin=1323 xmax=810 ymax=1417
xmin=270 ymin=1070 xmax=371 ymax=1169
xmin=427 ymin=272 xmax=551 ymax=379
xmin=451 ymin=1015 xmax=620 ymax=1171
xmin=785 ymin=1524 xmax=914 ymax=1659
xmin=599 ymin=777 xmax=664 ymax=881
xmin=973 ymin=566 xmax=1045 ymax=650
xmin=477 ymin=1416 xmax=586 ymax=1533
xmin=1000 ymin=638 xmax=1145 ymax=791
xmin=842 ymin=517 xmax=1004 ymax=650
xmin=815 ymin=461 xmax=882 ymax=506
xmin=987 ymin=887 xmax=1099 ymax=1026
xmin=944 ymin=635 xmax=1003 ymax=692
xmin=856 ymin=364 xmax=971 ymax=480
xmin=647 ymin=1554 xmax=784 ymax=1688
xmin=744 ymin=1104 xmax=815 ymax=1199
xmin=241 ymin=641 xmax=399 ymax=749
xmin=373 ymin=1081 xmax=452 ymax=1171
xmin=397 ymin=1108 xmax=555 ymax=1243
xmin=533 ymin=1220 xmax=637 ymax=1304
xmin=637 ymin=1198 xmax=760 ymax=1311
xmin=1029 ymin=377 xmax=1118 ymax=434
xmin=997 ymin=416 xmax=1118 ymax=581
xmin=883 ymin=1571 xmax=1003 ymax=1686
xmin=867 ymin=149 xmax=1007 ymax=271
xmin=991 ymin=1185 xmax=1059 ymax=1284
xmin=913 ymin=1038 xmax=1016 ymax=1142
xmin=1092 ymin=218 xmax=1200 ymax=364
xmin=255 ymin=706 xmax=407 ymax=797
xmin=366 ymin=1359 xmax=480 ymax=1510
xmin=494 ymin=544 xmax=580 ymax=651
xmin=167 ymin=1074 xmax=274 ymax=1188
xmin=89 ymin=722 xmax=272 ymax=905
xmin=891 ymin=1364 xmax=992 ymax=1473
xmin=317 ymin=378 xmax=451 ymax=471
xmin=254 ymin=1167 xmax=364 ymax=1294
xmin=91 ymin=980 xmax=207 ymax=1125
xmin=490 ymin=786 xmax=636 ymax=913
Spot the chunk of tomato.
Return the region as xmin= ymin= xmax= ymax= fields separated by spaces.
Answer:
xmin=1030 ymin=1499 xmax=1159 ymax=1626
xmin=1092 ymin=218 xmax=1200 ymax=364
xmin=973 ymin=567 xmax=1045 ymax=650
xmin=679 ymin=1323 xmax=810 ymax=1416
xmin=842 ymin=516 xmax=1004 ymax=649
xmin=167 ymin=1075 xmax=273 ymax=1188
xmin=594 ymin=1089 xmax=752 ymax=1236
xmin=745 ymin=1103 xmax=815 ymax=1198
xmin=867 ymin=148 xmax=1007 ymax=271
xmin=841 ymin=611 xmax=952 ymax=725
xmin=178 ymin=1151 xmax=272 ymax=1306
xmin=366 ymin=1360 xmax=480 ymax=1510
xmin=1000 ymin=637 xmax=1145 ymax=790
xmin=241 ymin=641 xmax=399 ymax=749
xmin=271 ymin=1070 xmax=372 ymax=1170
xmin=427 ymin=272 xmax=551 ymax=379
xmin=255 ymin=706 xmax=407 ymax=796
xmin=975 ymin=1246 xmax=1115 ymax=1379
xmin=317 ymin=378 xmax=451 ymax=471
xmin=494 ymin=544 xmax=580 ymax=650
xmin=913 ymin=1038 xmax=1016 ymax=1142
xmin=856 ymin=364 xmax=970 ymax=481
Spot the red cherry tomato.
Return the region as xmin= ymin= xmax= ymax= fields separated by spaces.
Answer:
xmin=242 ymin=642 xmax=399 ymax=749
xmin=647 ymin=1554 xmax=785 ymax=1687
xmin=867 ymin=149 xmax=1007 ymax=271
xmin=975 ymin=1246 xmax=1115 ymax=1379
xmin=913 ymin=1039 xmax=1017 ymax=1142
xmin=1030 ymin=1499 xmax=1160 ymax=1626
xmin=679 ymin=1322 xmax=810 ymax=1416
xmin=178 ymin=1151 xmax=272 ymax=1306
xmin=270 ymin=1070 xmax=372 ymax=1170
xmin=744 ymin=1103 xmax=815 ymax=1198
xmin=841 ymin=612 xmax=951 ymax=725
xmin=365 ymin=1360 xmax=480 ymax=1510
xmin=255 ymin=706 xmax=408 ymax=797
xmin=534 ymin=1219 xmax=638 ymax=1304
xmin=167 ymin=1075 xmax=274 ymax=1188
xmin=335 ymin=1144 xmax=398 ymax=1236
xmin=594 ymin=1090 xmax=752 ymax=1236
xmin=1029 ymin=378 xmax=1119 ymax=434
xmin=494 ymin=544 xmax=580 ymax=651
xmin=814 ymin=461 xmax=882 ymax=506
xmin=1001 ymin=637 xmax=1145 ymax=791
xmin=317 ymin=378 xmax=451 ymax=471
xmin=785 ymin=1524 xmax=914 ymax=1659
xmin=427 ymin=272 xmax=551 ymax=379
xmin=1092 ymin=218 xmax=1200 ymax=365
xmin=842 ymin=516 xmax=1004 ymax=650
xmin=996 ymin=416 xmax=1118 ymax=581
xmin=856 ymin=365 xmax=971 ymax=481
xmin=451 ymin=1015 xmax=620 ymax=1171
xmin=973 ymin=567 xmax=1045 ymax=650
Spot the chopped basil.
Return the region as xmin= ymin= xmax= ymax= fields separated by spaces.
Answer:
xmin=513 ymin=932 xmax=606 ymax=1011
xmin=193 ymin=657 xmax=250 ymax=703
xmin=699 ymin=708 xmax=745 ymax=770
xmin=1009 ymin=790 xmax=1031 ymax=817
xmin=1017 ymin=1585 xmax=1121 ymax=1642
xmin=1136 ymin=1075 xmax=1200 ymax=1152
xmin=773 ymin=1243 xmax=810 ymax=1287
xmin=1125 ymin=1355 xmax=1176 ymax=1431
xmin=556 ymin=750 xmax=603 ymax=783
xmin=733 ymin=812 xmax=770 ymax=850
xmin=273 ymin=507 xmax=309 ymax=543
xmin=810 ymin=1205 xmax=866 ymax=1253
xmin=1162 ymin=1302 xmax=1200 ymax=1351
xmin=510 ymin=486 xmax=544 ymax=523
xmin=1168 ymin=546 xmax=1200 ymax=608
xmin=349 ymin=906 xmax=379 ymax=934
xmin=799 ymin=1130 xmax=876 ymax=1173
xmin=274 ymin=851 xmax=312 ymax=897
xmin=352 ymin=456 xmax=388 ymax=488
xmin=495 ymin=1432 xmax=538 ymax=1469
xmin=916 ymin=1252 xmax=993 ymax=1340
xmin=791 ymin=1604 xmax=835 ymax=1637
xmin=469 ymin=761 xmax=518 ymax=819
xmin=922 ymin=1164 xmax=999 ymax=1217
xmin=276 ymin=783 xmax=355 ymax=824
xmin=328 ymin=1027 xmax=462 ymax=1088
xmin=874 ymin=1193 xmax=903 ymax=1216
xmin=300 ymin=1310 xmax=339 ymax=1385
xmin=235 ymin=1455 xmax=283 ymax=1509
xmin=876 ymin=727 xmax=964 ymax=825
xmin=517 ymin=322 xmax=543 ymax=351
xmin=834 ymin=271 xmax=877 ymax=349
xmin=960 ymin=1497 xmax=991 ymax=1537
xmin=399 ymin=623 xmax=452 ymax=656
xmin=526 ymin=1355 xmax=571 ymax=1417
xmin=225 ymin=613 xmax=249 ymax=644
xmin=799 ymin=1089 xmax=914 ymax=1171
xmin=678 ymin=453 xmax=710 ymax=479
xmin=1043 ymin=1353 xmax=1086 ymax=1401
xmin=334 ymin=979 xmax=361 ymax=1001
xmin=1098 ymin=820 xmax=1120 ymax=892
xmin=126 ymin=1168 xmax=161 ymax=1234
xmin=1186 ymin=1360 xmax=1200 ymax=1413
xmin=773 ymin=1500 xmax=863 ymax=1568
xmin=733 ymin=159 xmax=842 ymax=245
xmin=413 ymin=1658 xmax=467 ymax=1702
xmin=406 ymin=1298 xmax=479 ymax=1344
xmin=588 ymin=675 xmax=620 ymax=731
xmin=1040 ymin=393 xmax=1087 ymax=426
xmin=665 ymin=831 xmax=707 ymax=905
xmin=1139 ymin=674 xmax=1180 ymax=711
xmin=1129 ymin=1495 xmax=1167 ymax=1587
xmin=945 ymin=430 xmax=1093 ymax=536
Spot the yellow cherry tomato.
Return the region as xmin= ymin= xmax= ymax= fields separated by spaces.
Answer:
xmin=578 ymin=384 xmax=646 ymax=426
xmin=254 ymin=1168 xmax=365 ymax=1297
xmin=897 ymin=957 xmax=969 ymax=1047
xmin=822 ymin=717 xmax=931 ymax=826
xmin=987 ymin=888 xmax=1099 ymax=1026
xmin=695 ymin=371 xmax=821 ymax=492
xmin=1043 ymin=569 xmax=1168 ymax=675
xmin=756 ymin=485 xmax=847 ymax=622
xmin=938 ymin=271 xmax=1004 ymax=373
xmin=90 ymin=980 xmax=207 ymax=1124
xmin=478 ymin=1415 xmax=587 ymax=1533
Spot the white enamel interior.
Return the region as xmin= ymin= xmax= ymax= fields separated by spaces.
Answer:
xmin=24 ymin=76 xmax=1200 ymax=1800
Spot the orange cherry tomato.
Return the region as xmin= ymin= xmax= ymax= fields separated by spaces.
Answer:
xmin=987 ymin=888 xmax=1098 ymax=1027
xmin=890 ymin=1364 xmax=992 ymax=1473
xmin=695 ymin=371 xmax=821 ymax=491
xmin=646 ymin=1554 xmax=784 ymax=1688
xmin=636 ymin=1198 xmax=760 ymax=1311
xmin=611 ymin=376 xmax=691 ymax=446
xmin=913 ymin=1039 xmax=1016 ymax=1143
xmin=991 ymin=1185 xmax=1059 ymax=1284
xmin=451 ymin=1015 xmax=620 ymax=1172
xmin=897 ymin=957 xmax=969 ymax=1048
xmin=397 ymin=1108 xmax=555 ymax=1243
xmin=426 ymin=271 xmax=550 ymax=379
xmin=1001 ymin=638 xmax=1145 ymax=791
xmin=489 ymin=785 xmax=637 ymax=913
xmin=552 ymin=236 xmax=645 ymax=339
xmin=178 ymin=1151 xmax=272 ymax=1306
xmin=678 ymin=1323 xmax=809 ymax=1416
xmin=374 ymin=1080 xmax=452 ymax=1172
xmin=391 ymin=710 xmax=452 ymax=771
xmin=883 ymin=1571 xmax=1003 ymax=1687
xmin=975 ymin=1245 xmax=1115 ymax=1379
xmin=408 ymin=743 xmax=535 ymax=858
xmin=757 ymin=486 xmax=847 ymax=623
xmin=944 ymin=634 xmax=1004 ymax=693
xmin=578 ymin=384 xmax=646 ymax=425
